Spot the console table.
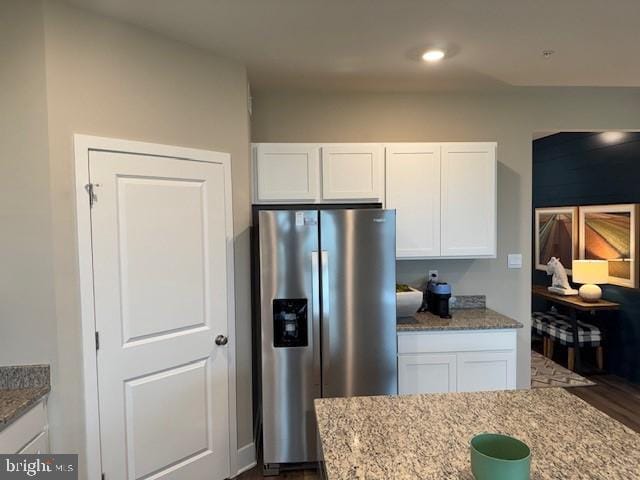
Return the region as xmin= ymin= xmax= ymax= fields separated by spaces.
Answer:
xmin=531 ymin=285 xmax=619 ymax=372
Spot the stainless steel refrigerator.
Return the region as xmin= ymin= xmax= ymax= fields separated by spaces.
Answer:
xmin=258 ymin=208 xmax=397 ymax=469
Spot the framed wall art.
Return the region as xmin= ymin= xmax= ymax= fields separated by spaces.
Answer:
xmin=535 ymin=206 xmax=578 ymax=273
xmin=579 ymin=204 xmax=639 ymax=288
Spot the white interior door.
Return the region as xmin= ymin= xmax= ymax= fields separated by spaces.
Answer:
xmin=90 ymin=150 xmax=232 ymax=480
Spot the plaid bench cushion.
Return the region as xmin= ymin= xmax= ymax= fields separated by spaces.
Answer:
xmin=532 ymin=311 xmax=565 ymax=336
xmin=531 ymin=311 xmax=601 ymax=347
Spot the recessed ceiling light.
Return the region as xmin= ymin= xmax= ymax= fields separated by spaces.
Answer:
xmin=600 ymin=131 xmax=626 ymax=143
xmin=422 ymin=49 xmax=445 ymax=62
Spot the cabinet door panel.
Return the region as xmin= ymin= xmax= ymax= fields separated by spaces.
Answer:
xmin=457 ymin=351 xmax=516 ymax=393
xmin=398 ymin=353 xmax=457 ymax=394
xmin=255 ymin=144 xmax=319 ymax=202
xmin=321 ymin=145 xmax=383 ymax=201
xmin=386 ymin=144 xmax=441 ymax=258
xmin=18 ymin=431 xmax=49 ymax=454
xmin=0 ymin=401 xmax=47 ymax=453
xmin=441 ymin=143 xmax=496 ymax=257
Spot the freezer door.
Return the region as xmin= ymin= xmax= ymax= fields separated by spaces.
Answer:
xmin=259 ymin=210 xmax=321 ymax=464
xmin=320 ymin=209 xmax=398 ymax=398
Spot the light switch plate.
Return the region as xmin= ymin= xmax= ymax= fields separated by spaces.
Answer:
xmin=508 ymin=254 xmax=523 ymax=269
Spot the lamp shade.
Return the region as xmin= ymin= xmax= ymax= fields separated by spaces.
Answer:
xmin=572 ymin=260 xmax=608 ymax=285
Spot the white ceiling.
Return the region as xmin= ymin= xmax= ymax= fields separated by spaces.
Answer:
xmin=63 ymin=0 xmax=640 ymax=92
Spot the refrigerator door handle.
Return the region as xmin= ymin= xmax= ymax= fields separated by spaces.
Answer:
xmin=311 ymin=251 xmax=321 ymax=387
xmin=320 ymin=250 xmax=330 ymax=389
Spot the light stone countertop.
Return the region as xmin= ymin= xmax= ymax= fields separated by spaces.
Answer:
xmin=315 ymin=388 xmax=640 ymax=480
xmin=397 ymin=308 xmax=523 ymax=332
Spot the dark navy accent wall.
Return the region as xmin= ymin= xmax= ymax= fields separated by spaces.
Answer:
xmin=533 ymin=132 xmax=640 ymax=383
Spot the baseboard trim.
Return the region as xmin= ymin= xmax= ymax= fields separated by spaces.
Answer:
xmin=236 ymin=442 xmax=257 ymax=476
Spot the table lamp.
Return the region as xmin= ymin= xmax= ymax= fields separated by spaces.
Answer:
xmin=572 ymin=260 xmax=608 ymax=302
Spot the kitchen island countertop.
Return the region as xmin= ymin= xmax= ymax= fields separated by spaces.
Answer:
xmin=397 ymin=308 xmax=523 ymax=332
xmin=315 ymin=388 xmax=640 ymax=480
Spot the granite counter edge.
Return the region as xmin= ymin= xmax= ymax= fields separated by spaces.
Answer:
xmin=396 ymin=309 xmax=523 ymax=332
xmin=0 ymin=386 xmax=50 ymax=433
xmin=397 ymin=322 xmax=523 ymax=332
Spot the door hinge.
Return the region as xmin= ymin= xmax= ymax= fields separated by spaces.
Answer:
xmin=85 ymin=183 xmax=99 ymax=208
xmin=95 ymin=331 xmax=100 ymax=351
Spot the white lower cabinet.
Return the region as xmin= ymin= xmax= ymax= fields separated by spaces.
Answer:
xmin=398 ymin=329 xmax=517 ymax=395
xmin=398 ymin=353 xmax=457 ymax=394
xmin=19 ymin=431 xmax=49 ymax=454
xmin=457 ymin=351 xmax=516 ymax=393
xmin=0 ymin=400 xmax=49 ymax=454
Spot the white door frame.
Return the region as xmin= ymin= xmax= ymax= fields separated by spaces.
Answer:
xmin=74 ymin=134 xmax=239 ymax=479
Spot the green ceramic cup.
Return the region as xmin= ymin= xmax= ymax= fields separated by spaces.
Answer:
xmin=470 ymin=433 xmax=531 ymax=480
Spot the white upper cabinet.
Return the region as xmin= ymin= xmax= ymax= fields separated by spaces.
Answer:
xmin=386 ymin=144 xmax=441 ymax=258
xmin=321 ymin=144 xmax=384 ymax=202
xmin=252 ymin=141 xmax=497 ymax=260
xmin=254 ymin=143 xmax=320 ymax=202
xmin=441 ymin=143 xmax=497 ymax=257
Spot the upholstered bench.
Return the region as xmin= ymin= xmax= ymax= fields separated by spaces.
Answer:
xmin=532 ymin=311 xmax=603 ymax=371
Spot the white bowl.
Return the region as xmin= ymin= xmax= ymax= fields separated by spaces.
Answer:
xmin=396 ymin=288 xmax=422 ymax=318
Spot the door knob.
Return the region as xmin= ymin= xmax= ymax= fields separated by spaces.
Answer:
xmin=215 ymin=335 xmax=228 ymax=346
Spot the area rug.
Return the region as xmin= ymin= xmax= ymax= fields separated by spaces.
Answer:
xmin=531 ymin=351 xmax=596 ymax=388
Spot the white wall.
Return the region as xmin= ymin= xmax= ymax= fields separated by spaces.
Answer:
xmin=251 ymin=88 xmax=640 ymax=390
xmin=41 ymin=1 xmax=254 ymax=470
xmin=0 ymin=0 xmax=57 ymax=371
xmin=1 ymin=1 xmax=253 ymax=477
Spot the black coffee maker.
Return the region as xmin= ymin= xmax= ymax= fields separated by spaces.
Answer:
xmin=426 ymin=282 xmax=452 ymax=318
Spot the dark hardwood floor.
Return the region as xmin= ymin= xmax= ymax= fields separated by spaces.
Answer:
xmin=568 ymin=374 xmax=640 ymax=433
xmin=238 ymin=375 xmax=640 ymax=479
xmin=237 ymin=462 xmax=319 ymax=479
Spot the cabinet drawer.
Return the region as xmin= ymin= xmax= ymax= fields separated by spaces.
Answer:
xmin=0 ymin=401 xmax=47 ymax=453
xmin=398 ymin=329 xmax=517 ymax=354
xmin=18 ymin=430 xmax=49 ymax=454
